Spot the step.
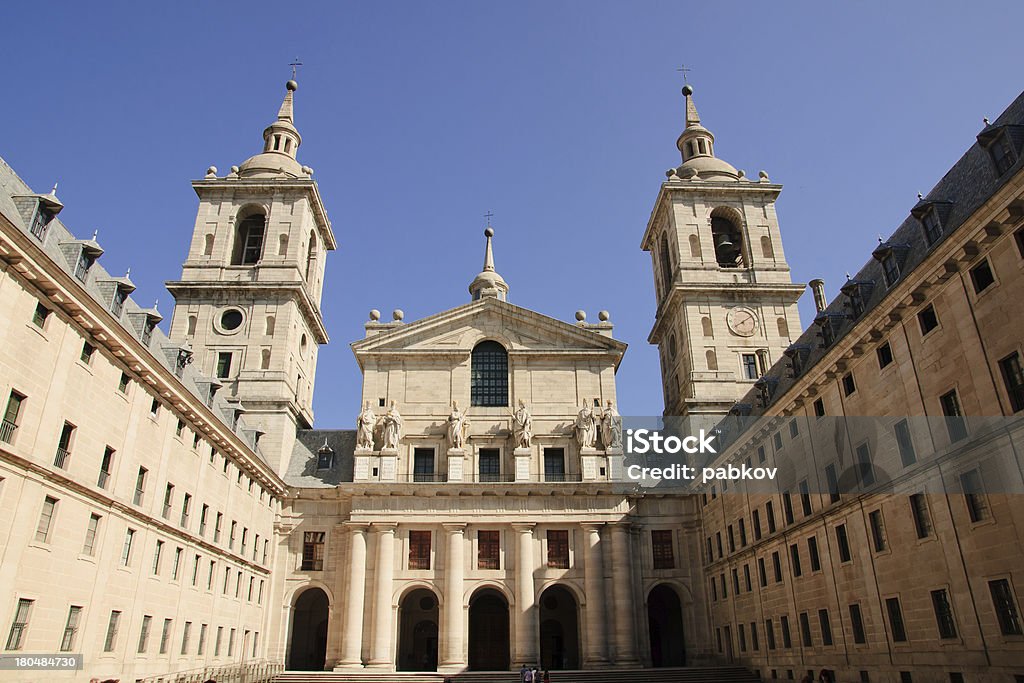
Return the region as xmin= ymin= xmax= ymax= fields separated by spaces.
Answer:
xmin=273 ymin=666 xmax=761 ymax=683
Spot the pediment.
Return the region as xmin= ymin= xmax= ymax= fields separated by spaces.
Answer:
xmin=351 ymin=298 xmax=626 ymax=358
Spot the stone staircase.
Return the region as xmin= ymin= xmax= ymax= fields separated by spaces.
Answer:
xmin=274 ymin=667 xmax=761 ymax=683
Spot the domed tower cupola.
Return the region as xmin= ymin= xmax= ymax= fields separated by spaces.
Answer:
xmin=237 ymin=80 xmax=306 ymax=179
xmin=673 ymin=85 xmax=739 ymax=181
xmin=468 ymin=227 xmax=509 ymax=301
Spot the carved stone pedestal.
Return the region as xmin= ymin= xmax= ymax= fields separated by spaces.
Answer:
xmin=446 ymin=448 xmax=466 ymax=482
xmin=514 ymin=447 xmax=531 ymax=481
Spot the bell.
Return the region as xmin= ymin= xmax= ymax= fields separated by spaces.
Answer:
xmin=714 ymin=233 xmax=735 ymax=252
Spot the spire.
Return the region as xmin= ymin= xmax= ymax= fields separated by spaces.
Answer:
xmin=277 ymin=80 xmax=297 ymax=123
xmin=468 ymin=227 xmax=509 ymax=301
xmin=672 ymin=84 xmax=739 ymax=181
xmin=237 ymin=80 xmax=305 ymax=178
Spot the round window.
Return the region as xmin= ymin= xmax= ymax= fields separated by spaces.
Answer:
xmin=299 ymin=333 xmax=309 ymax=357
xmin=221 ymin=309 xmax=244 ymax=331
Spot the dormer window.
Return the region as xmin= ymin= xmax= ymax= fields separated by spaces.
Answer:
xmin=74 ymin=250 xmax=95 ymax=282
xmin=814 ymin=313 xmax=847 ymax=349
xmin=316 ymin=443 xmax=335 ymax=470
xmin=881 ymin=254 xmax=899 ymax=286
xmin=872 ymin=241 xmax=910 ymax=288
xmin=111 ymin=286 xmax=128 ymax=317
xmin=921 ymin=209 xmax=942 ymax=245
xmin=30 ymin=207 xmax=53 ymax=240
xmin=840 ymin=280 xmax=874 ymax=320
xmin=978 ymin=125 xmax=1020 ymax=176
xmin=141 ymin=319 xmax=156 ymax=345
xmin=784 ymin=344 xmax=811 ymax=378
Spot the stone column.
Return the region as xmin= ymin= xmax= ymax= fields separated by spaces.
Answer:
xmin=609 ymin=523 xmax=639 ymax=664
xmin=513 ymin=523 xmax=537 ymax=666
xmin=441 ymin=523 xmax=466 ymax=669
xmin=582 ymin=523 xmax=609 ymax=665
xmin=367 ymin=522 xmax=397 ymax=668
xmin=338 ymin=523 xmax=368 ymax=667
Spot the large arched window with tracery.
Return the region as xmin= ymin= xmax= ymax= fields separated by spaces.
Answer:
xmin=471 ymin=341 xmax=508 ymax=407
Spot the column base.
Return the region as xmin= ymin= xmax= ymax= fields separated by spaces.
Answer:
xmin=613 ymin=657 xmax=641 ymax=667
xmin=333 ymin=661 xmax=365 ymax=670
xmin=584 ymin=656 xmax=611 ymax=667
xmin=439 ymin=662 xmax=467 ymax=673
xmin=364 ymin=660 xmax=394 ymax=670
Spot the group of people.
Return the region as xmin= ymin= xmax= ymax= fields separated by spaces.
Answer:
xmin=519 ymin=664 xmax=551 ymax=683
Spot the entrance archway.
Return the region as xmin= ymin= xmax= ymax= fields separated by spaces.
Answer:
xmin=648 ymin=583 xmax=685 ymax=667
xmin=468 ymin=588 xmax=510 ymax=670
xmin=397 ymin=588 xmax=439 ymax=671
xmin=288 ymin=587 xmax=329 ymax=670
xmin=538 ymin=585 xmax=580 ymax=670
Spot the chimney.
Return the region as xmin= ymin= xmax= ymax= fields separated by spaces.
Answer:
xmin=809 ymin=279 xmax=827 ymax=313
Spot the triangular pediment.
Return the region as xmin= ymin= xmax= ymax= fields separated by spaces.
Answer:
xmin=351 ymin=298 xmax=626 ymax=359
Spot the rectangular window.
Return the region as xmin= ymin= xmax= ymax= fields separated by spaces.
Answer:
xmin=814 ymin=397 xmax=825 ymax=418
xmin=783 ymin=491 xmax=794 ymax=525
xmin=35 ymin=496 xmax=57 ymax=543
xmin=886 ymin=597 xmax=907 ymax=642
xmin=742 ymin=353 xmax=758 ymax=380
xmin=478 ymin=448 xmax=500 ymax=482
xmin=208 ymin=560 xmax=215 ymax=590
xmin=799 ymin=480 xmax=812 ymax=516
xmin=1000 ymin=353 xmax=1024 ymax=413
xmin=197 ymin=624 xmax=207 ymax=656
xmin=152 ymin=540 xmax=164 ymax=575
xmin=720 ymin=573 xmax=727 ymax=598
xmin=60 ymin=606 xmax=82 ymax=652
xmin=80 ymin=341 xmax=96 ymax=364
xmin=876 ymin=341 xmax=894 ymax=368
xmin=940 ymin=390 xmax=968 ymax=442
xmin=765 ymin=618 xmax=776 ymax=650
xmin=229 ymin=521 xmax=237 ymax=549
xmin=774 ymin=431 xmax=783 ymax=451
xmin=710 ymin=578 xmax=717 ymax=602
xmin=856 ymin=443 xmax=875 ymax=487
xmin=5 ymin=599 xmax=32 ymax=650
xmin=921 ymin=209 xmax=943 ymax=245
xmin=931 ymin=589 xmax=958 ymax=639
xmin=215 ymin=626 xmax=223 ymax=656
xmin=409 ymin=530 xmax=431 ymax=569
xmin=780 ymin=615 xmax=792 ymax=649
xmin=172 ymin=547 xmax=182 ymax=580
xmin=1 ymin=391 xmax=24 ymax=444
xmin=132 ymin=467 xmax=147 ymax=506
xmin=103 ymin=611 xmax=121 ymax=652
xmin=547 ymin=530 xmax=570 ymax=568
xmin=413 ymin=448 xmax=435 ymax=482
xmin=766 ymin=501 xmax=776 ymax=532
xmin=728 ymin=525 xmax=735 ymax=553
xmin=141 ymin=320 xmax=155 ymax=346
xmin=83 ymin=513 xmax=101 ymax=556
xmin=739 ymin=518 xmax=747 ymax=546
xmin=990 ymin=578 xmax=1023 ymax=635
xmin=181 ymin=493 xmax=192 ymax=528
xmin=970 ymin=259 xmax=995 ymax=293
xmin=799 ymin=612 xmax=812 ymax=647
xmin=162 ymin=483 xmax=174 ymax=519
xmin=772 ymin=551 xmax=783 ymax=583
xmin=96 ymin=447 xmax=115 ymax=489
xmin=808 ymin=536 xmax=821 ymax=572
xmin=819 ymin=609 xmax=833 ymax=646
xmin=835 ymin=524 xmax=851 ymax=562
xmin=1017 ymin=226 xmax=1024 ymax=258
xmin=790 ymin=544 xmax=802 ymax=578
xmin=758 ymin=557 xmax=767 ymax=587
xmin=894 ymin=419 xmax=916 ymax=467
xmin=919 ymin=304 xmax=939 ymax=335
xmin=118 ymin=372 xmax=130 ymax=394
xmin=882 ymin=253 xmax=900 ymax=287
xmin=757 ymin=445 xmax=766 ymax=463
xmin=181 ymin=621 xmax=192 ymax=655
xmin=744 ymin=563 xmax=752 ymax=592
xmin=112 ymin=287 xmax=127 ymax=316
xmin=32 ymin=302 xmax=50 ymax=328
xmin=842 ymin=372 xmax=856 ymax=396
xmin=739 ymin=623 xmax=747 ymax=652
xmin=910 ymin=494 xmax=932 ymax=539
xmin=191 ymin=553 xmax=200 ymax=586
xmin=216 ymin=352 xmax=233 ymax=379
xmin=228 ymin=628 xmax=235 ymax=656
xmin=825 ymin=463 xmax=840 ymax=503
xmin=29 ymin=205 xmax=52 ymax=239
xmin=199 ymin=504 xmax=209 ymax=536
xmin=301 ymin=531 xmax=325 ymax=571
xmin=55 ymin=422 xmax=75 ymax=469
xmin=959 ymin=468 xmax=987 ymax=522
xmin=716 ymin=532 xmax=722 ymax=558
xmin=478 ymin=530 xmax=500 ymax=570
xmin=121 ymin=528 xmax=135 ymax=566
xmin=869 ymin=509 xmax=887 ymax=551
xmin=214 ymin=512 xmax=223 ymax=543
xmin=652 ymin=530 xmax=675 ymax=569
xmin=544 ymin=448 xmax=566 ymax=482
xmin=733 ymin=568 xmax=740 ymax=594
xmin=241 ymin=528 xmax=248 ymax=556
xmin=849 ymin=603 xmax=866 ymax=644
xmin=159 ymin=618 xmax=172 ymax=654
xmin=753 ymin=510 xmax=762 ymax=540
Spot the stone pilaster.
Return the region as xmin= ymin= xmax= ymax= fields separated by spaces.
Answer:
xmin=513 ymin=522 xmax=537 ymax=666
xmin=582 ymin=523 xmax=609 ymax=664
xmin=441 ymin=523 xmax=467 ymax=669
xmin=609 ymin=523 xmax=639 ymax=664
xmin=338 ymin=523 xmax=368 ymax=667
xmin=367 ymin=522 xmax=397 ymax=668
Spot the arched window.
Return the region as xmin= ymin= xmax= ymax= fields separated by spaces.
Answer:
xmin=261 ymin=349 xmax=271 ymax=370
xmin=278 ymin=234 xmax=289 ymax=257
xmin=777 ymin=317 xmax=789 ymax=339
xmin=761 ymin=235 xmax=775 ymax=259
xmin=471 ymin=341 xmax=508 ymax=407
xmin=186 ymin=315 xmax=197 ymax=336
xmin=265 ymin=316 xmax=276 ymax=336
xmin=706 ymin=349 xmax=718 ymax=371
xmin=203 ymin=234 xmax=214 ymax=256
xmin=710 ymin=208 xmax=744 ymax=268
xmin=660 ymin=234 xmax=673 ymax=290
xmin=231 ymin=211 xmax=266 ymax=266
xmin=688 ymin=234 xmax=701 ymax=259
xmin=305 ymin=230 xmax=318 ymax=281
xmin=701 ymin=316 xmax=713 ymax=337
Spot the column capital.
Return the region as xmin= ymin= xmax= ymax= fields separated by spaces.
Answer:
xmin=442 ymin=522 xmax=467 ymax=534
xmin=372 ymin=521 xmax=399 ymax=533
xmin=511 ymin=522 xmax=536 ymax=533
xmin=344 ymin=521 xmax=370 ymax=533
xmin=580 ymin=521 xmax=607 ymax=533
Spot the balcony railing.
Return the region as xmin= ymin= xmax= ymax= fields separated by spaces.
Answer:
xmin=136 ymin=659 xmax=282 ymax=683
xmin=54 ymin=447 xmax=70 ymax=469
xmin=0 ymin=419 xmax=16 ymax=444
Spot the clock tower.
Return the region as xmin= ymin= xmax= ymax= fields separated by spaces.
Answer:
xmin=642 ymin=85 xmax=805 ymax=417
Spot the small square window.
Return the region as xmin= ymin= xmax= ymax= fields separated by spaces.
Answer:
xmin=32 ymin=303 xmax=50 ymax=328
xmin=970 ymin=259 xmax=995 ymax=293
xmin=876 ymin=341 xmax=893 ymax=368
xmin=842 ymin=373 xmax=856 ymax=396
xmin=150 ymin=398 xmax=160 ymax=417
xmin=80 ymin=342 xmax=96 ymax=364
xmin=918 ymin=305 xmax=939 ymax=335
xmin=813 ymin=398 xmax=825 ymax=418
xmin=118 ymin=373 xmax=130 ymax=393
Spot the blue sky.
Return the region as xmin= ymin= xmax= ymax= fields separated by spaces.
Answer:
xmin=2 ymin=2 xmax=1021 ymax=422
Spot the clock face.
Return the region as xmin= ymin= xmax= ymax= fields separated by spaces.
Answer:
xmin=727 ymin=307 xmax=759 ymax=337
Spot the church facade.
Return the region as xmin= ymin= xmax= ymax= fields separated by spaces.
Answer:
xmin=0 ymin=75 xmax=1022 ymax=683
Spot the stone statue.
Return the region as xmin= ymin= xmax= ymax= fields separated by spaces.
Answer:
xmin=356 ymin=401 xmax=377 ymax=450
xmin=574 ymin=400 xmax=597 ymax=449
xmin=510 ymin=399 xmax=533 ymax=449
xmin=600 ymin=400 xmax=621 ymax=450
xmin=381 ymin=401 xmax=403 ymax=450
xmin=446 ymin=400 xmax=468 ymax=449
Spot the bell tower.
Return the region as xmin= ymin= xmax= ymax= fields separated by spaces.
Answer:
xmin=642 ymin=84 xmax=805 ymax=417
xmin=166 ymin=79 xmax=336 ymax=475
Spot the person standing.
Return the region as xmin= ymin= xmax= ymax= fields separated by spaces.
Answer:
xmin=520 ymin=664 xmax=528 ymax=683
xmin=524 ymin=666 xmax=534 ymax=683
xmin=543 ymin=669 xmax=551 ymax=683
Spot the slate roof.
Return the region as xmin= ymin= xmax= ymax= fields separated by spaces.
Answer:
xmin=287 ymin=429 xmax=356 ymax=487
xmin=725 ymin=89 xmax=1024 ymax=423
xmin=0 ymin=155 xmax=268 ymax=463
